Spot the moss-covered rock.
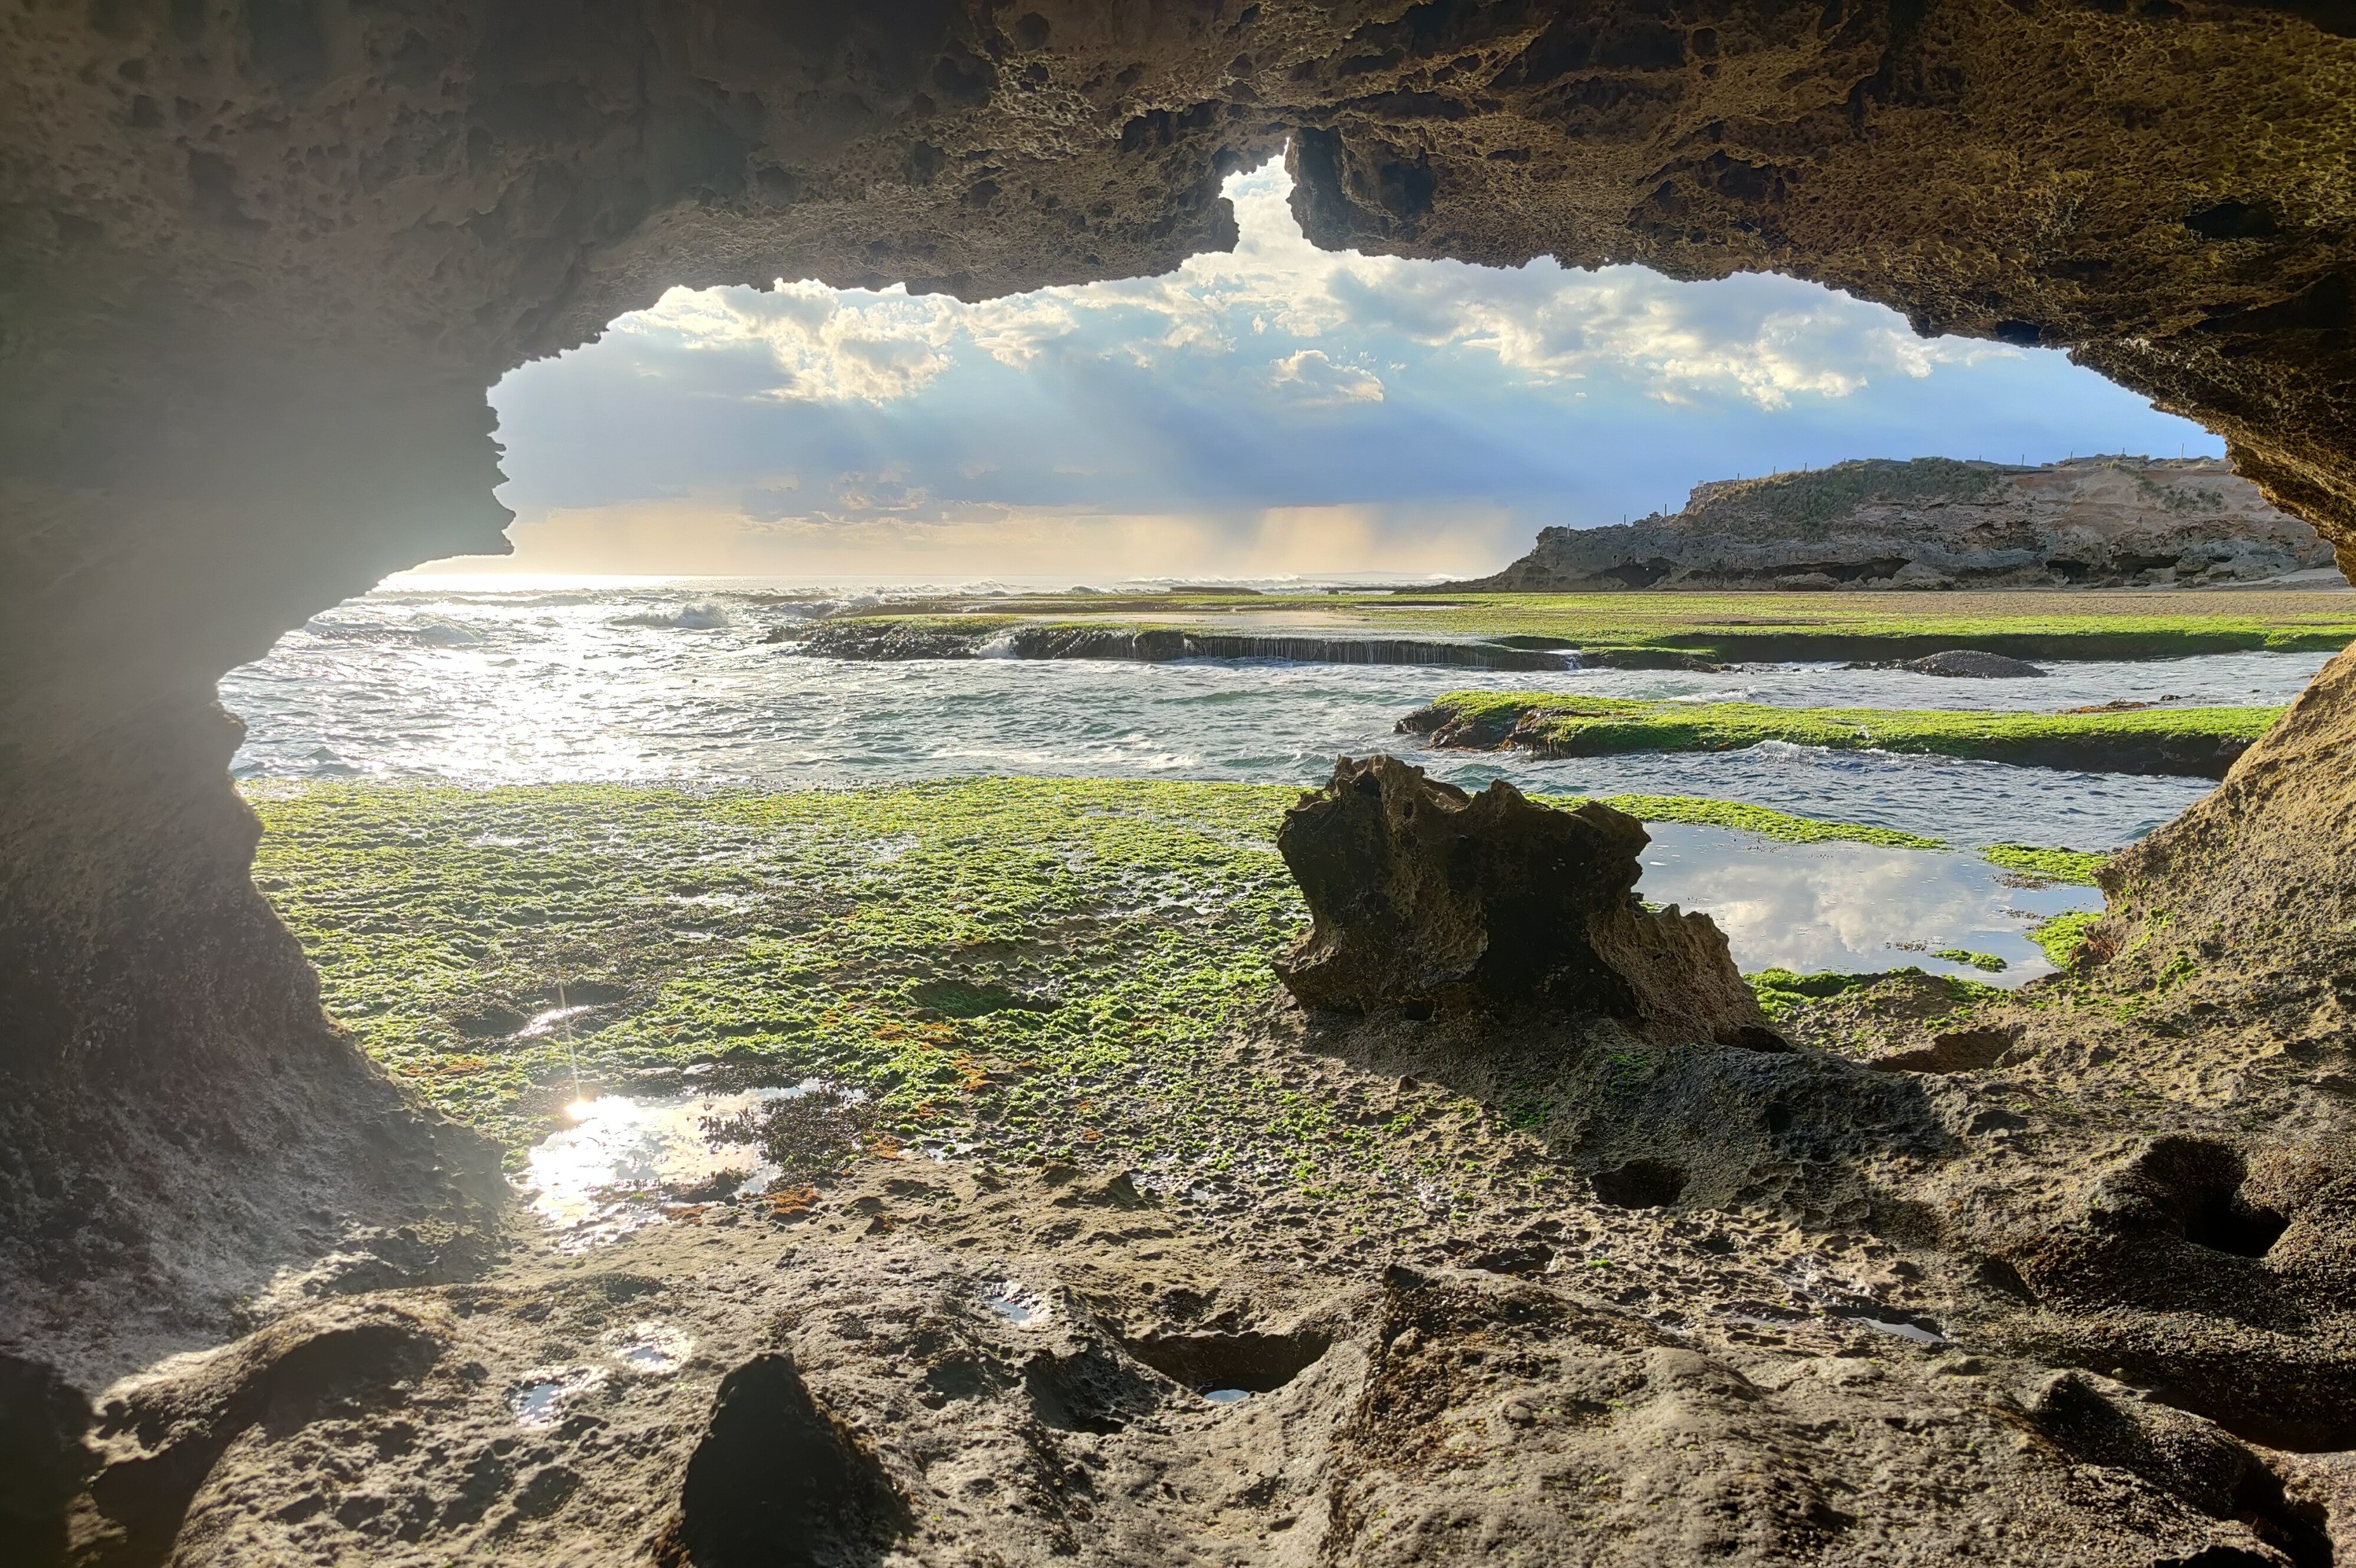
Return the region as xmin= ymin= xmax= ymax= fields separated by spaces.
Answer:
xmin=1402 ymin=692 xmax=2283 ymax=780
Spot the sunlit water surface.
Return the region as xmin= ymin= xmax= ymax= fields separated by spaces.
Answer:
xmin=222 ymin=582 xmax=2327 ymax=985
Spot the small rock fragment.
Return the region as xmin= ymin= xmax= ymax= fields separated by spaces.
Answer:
xmin=1901 ymin=649 xmax=2049 ymax=678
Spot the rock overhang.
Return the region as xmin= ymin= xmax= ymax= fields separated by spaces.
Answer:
xmin=8 ymin=0 xmax=2356 ymax=1485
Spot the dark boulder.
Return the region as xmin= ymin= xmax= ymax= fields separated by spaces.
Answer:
xmin=1901 ymin=649 xmax=2049 ymax=678
xmin=1272 ymin=755 xmax=1774 ymax=1046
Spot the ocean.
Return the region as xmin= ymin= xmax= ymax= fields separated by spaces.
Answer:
xmin=221 ymin=577 xmax=2331 ymax=982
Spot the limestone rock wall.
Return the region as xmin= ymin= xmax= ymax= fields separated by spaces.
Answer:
xmin=1273 ymin=754 xmax=1771 ymax=1046
xmin=1456 ymin=456 xmax=2341 ymax=590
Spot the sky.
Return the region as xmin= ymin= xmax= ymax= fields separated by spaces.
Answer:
xmin=438 ymin=158 xmax=2223 ymax=582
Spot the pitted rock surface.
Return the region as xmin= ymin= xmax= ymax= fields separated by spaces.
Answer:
xmin=1273 ymin=755 xmax=1770 ymax=1047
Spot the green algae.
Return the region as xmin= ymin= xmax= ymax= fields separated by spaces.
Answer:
xmin=2028 ymin=910 xmax=2105 ymax=966
xmin=1933 ymin=949 xmax=2009 ymax=973
xmin=246 ymin=778 xmax=2119 ymax=1221
xmin=802 ymin=589 xmax=2356 ymax=665
xmin=248 ymin=779 xmax=1308 ymax=1161
xmin=1980 ymin=844 xmax=2112 ymax=886
xmin=248 ymin=780 xmax=1603 ymax=1226
xmin=1575 ymin=795 xmax=1945 ymax=850
xmin=1415 ymin=691 xmax=2280 ymax=777
xmin=1399 ymin=592 xmax=2356 ymax=663
xmin=1748 ymin=968 xmax=1888 ymax=1019
xmin=1748 ymin=964 xmax=2009 ymax=1024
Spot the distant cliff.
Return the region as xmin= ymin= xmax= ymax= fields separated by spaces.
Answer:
xmin=1451 ymin=457 xmax=2339 ymax=591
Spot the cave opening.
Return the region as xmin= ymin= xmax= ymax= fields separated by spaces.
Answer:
xmin=9 ymin=0 xmax=2356 ymax=1557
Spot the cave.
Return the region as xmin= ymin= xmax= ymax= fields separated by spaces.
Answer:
xmin=6 ymin=0 xmax=2356 ymax=1511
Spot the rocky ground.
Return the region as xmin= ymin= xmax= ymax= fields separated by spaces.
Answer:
xmin=1451 ymin=457 xmax=2339 ymax=593
xmin=24 ymin=975 xmax=2353 ymax=1566
xmin=17 ymin=726 xmax=2356 ymax=1566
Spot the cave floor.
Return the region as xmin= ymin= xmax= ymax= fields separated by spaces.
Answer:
xmin=55 ymin=777 xmax=2332 ymax=1564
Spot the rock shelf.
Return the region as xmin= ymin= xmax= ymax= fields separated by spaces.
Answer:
xmin=1402 ymin=692 xmax=2284 ymax=780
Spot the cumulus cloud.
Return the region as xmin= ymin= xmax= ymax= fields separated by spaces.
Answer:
xmin=628 ymin=281 xmax=959 ymax=403
xmin=622 ymin=163 xmax=1999 ymax=416
xmin=472 ymin=157 xmax=2218 ymax=578
xmin=1269 ymin=349 xmax=1385 ymax=405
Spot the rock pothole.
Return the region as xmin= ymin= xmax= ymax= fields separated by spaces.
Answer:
xmin=2001 ymin=1137 xmax=2356 ymax=1451
xmin=1119 ymin=1329 xmax=1334 ymax=1397
xmin=1590 ymin=1159 xmax=1689 ymax=1209
xmin=657 ymin=1354 xmax=910 ymax=1568
xmin=2141 ymin=1140 xmax=2295 ymax=1259
xmin=2027 ymin=1373 xmax=2336 ymax=1568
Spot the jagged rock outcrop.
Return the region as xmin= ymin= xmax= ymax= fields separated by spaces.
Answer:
xmin=1452 ymin=457 xmax=2339 ymax=592
xmin=1274 ymin=755 xmax=1773 ymax=1046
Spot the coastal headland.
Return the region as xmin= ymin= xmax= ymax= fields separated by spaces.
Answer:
xmin=1443 ymin=456 xmax=2341 ymax=593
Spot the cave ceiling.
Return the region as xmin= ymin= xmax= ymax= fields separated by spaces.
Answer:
xmin=6 ymin=0 xmax=2356 ymax=733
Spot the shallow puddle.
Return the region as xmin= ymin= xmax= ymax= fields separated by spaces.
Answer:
xmin=507 ymin=1365 xmax=608 ymax=1427
xmin=983 ymin=1283 xmax=1052 ymax=1327
xmin=1640 ymin=824 xmax=2101 ymax=982
xmin=513 ymin=1003 xmax=598 ymax=1037
xmin=520 ymin=1084 xmax=814 ymax=1250
xmin=606 ymin=1320 xmax=695 ymax=1375
xmin=1835 ymin=1312 xmax=1948 ymax=1345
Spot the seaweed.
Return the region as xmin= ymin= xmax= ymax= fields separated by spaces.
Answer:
xmin=2028 ymin=910 xmax=2106 ymax=966
xmin=248 ymin=780 xmax=1565 ymax=1224
xmin=1413 ymin=691 xmax=2281 ymax=777
xmin=1569 ymin=794 xmax=1945 ymax=850
xmin=1979 ymin=844 xmax=2112 ymax=886
xmin=785 ymin=589 xmax=2356 ymax=665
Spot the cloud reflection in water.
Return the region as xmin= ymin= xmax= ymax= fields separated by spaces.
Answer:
xmin=1641 ymin=824 xmax=2101 ymax=982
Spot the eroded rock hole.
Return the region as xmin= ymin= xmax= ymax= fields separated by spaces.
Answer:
xmin=659 ymin=1355 xmax=909 ymax=1568
xmin=1119 ymin=1330 xmax=1332 ymax=1396
xmin=1590 ymin=1159 xmax=1688 ymax=1208
xmin=2229 ymin=1478 xmax=2335 ymax=1568
xmin=2141 ymin=1138 xmax=2291 ymax=1258
xmin=1022 ymin=1347 xmax=1160 ymax=1434
xmin=2031 ymin=1373 xmax=2335 ymax=1568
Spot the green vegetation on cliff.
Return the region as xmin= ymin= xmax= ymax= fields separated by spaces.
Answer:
xmin=1407 ymin=691 xmax=2281 ymax=778
xmin=1674 ymin=457 xmax=2006 ymax=537
xmin=2027 ymin=910 xmax=2106 ymax=966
